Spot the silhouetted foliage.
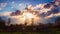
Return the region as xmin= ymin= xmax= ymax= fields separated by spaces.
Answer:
xmin=7 ymin=18 xmax=11 ymax=25
xmin=55 ymin=17 xmax=60 ymax=25
xmin=0 ymin=16 xmax=60 ymax=32
xmin=0 ymin=17 xmax=5 ymax=26
xmin=0 ymin=17 xmax=5 ymax=31
xmin=55 ymin=17 xmax=60 ymax=31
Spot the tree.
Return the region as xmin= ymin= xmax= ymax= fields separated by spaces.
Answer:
xmin=55 ymin=17 xmax=60 ymax=26
xmin=0 ymin=17 xmax=5 ymax=26
xmin=55 ymin=17 xmax=60 ymax=31
xmin=8 ymin=18 xmax=11 ymax=25
xmin=0 ymin=17 xmax=5 ymax=30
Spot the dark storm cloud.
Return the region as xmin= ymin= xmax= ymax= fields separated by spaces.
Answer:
xmin=11 ymin=10 xmax=21 ymax=16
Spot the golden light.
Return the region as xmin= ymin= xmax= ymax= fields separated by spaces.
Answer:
xmin=23 ymin=12 xmax=34 ymax=18
xmin=19 ymin=9 xmax=39 ymax=25
xmin=20 ymin=12 xmax=37 ymax=25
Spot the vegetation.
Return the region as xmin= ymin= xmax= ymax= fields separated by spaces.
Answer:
xmin=0 ymin=17 xmax=60 ymax=34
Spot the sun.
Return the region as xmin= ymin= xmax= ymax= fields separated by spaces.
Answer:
xmin=20 ymin=10 xmax=39 ymax=25
xmin=23 ymin=12 xmax=34 ymax=18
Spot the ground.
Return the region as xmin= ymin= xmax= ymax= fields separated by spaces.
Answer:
xmin=0 ymin=31 xmax=60 ymax=34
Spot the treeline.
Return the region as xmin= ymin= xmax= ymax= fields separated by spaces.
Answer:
xmin=0 ymin=17 xmax=60 ymax=32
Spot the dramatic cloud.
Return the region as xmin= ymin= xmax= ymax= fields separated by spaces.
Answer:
xmin=0 ymin=0 xmax=60 ymax=26
xmin=54 ymin=0 xmax=60 ymax=6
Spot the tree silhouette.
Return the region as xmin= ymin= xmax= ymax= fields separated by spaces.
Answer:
xmin=0 ymin=17 xmax=5 ymax=26
xmin=0 ymin=17 xmax=5 ymax=31
xmin=55 ymin=17 xmax=60 ymax=31
xmin=8 ymin=18 xmax=11 ymax=25
xmin=55 ymin=17 xmax=60 ymax=26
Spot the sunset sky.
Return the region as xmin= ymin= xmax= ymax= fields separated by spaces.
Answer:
xmin=0 ymin=0 xmax=52 ymax=12
xmin=0 ymin=0 xmax=60 ymax=25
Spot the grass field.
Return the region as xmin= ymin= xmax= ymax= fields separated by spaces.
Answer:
xmin=0 ymin=31 xmax=60 ymax=34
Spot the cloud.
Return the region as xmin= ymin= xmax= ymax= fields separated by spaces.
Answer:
xmin=15 ymin=3 xmax=27 ymax=10
xmin=54 ymin=0 xmax=60 ymax=6
xmin=11 ymin=1 xmax=15 ymax=4
xmin=0 ymin=3 xmax=7 ymax=8
xmin=0 ymin=0 xmax=60 ymax=26
xmin=0 ymin=8 xmax=2 ymax=10
xmin=45 ymin=12 xmax=60 ymax=23
xmin=0 ymin=3 xmax=7 ymax=10
xmin=19 ymin=3 xmax=23 ymax=6
xmin=55 ymin=1 xmax=60 ymax=6
xmin=27 ymin=5 xmax=34 ymax=10
xmin=10 ymin=10 xmax=21 ymax=16
xmin=11 ymin=6 xmax=14 ymax=8
xmin=34 ymin=4 xmax=46 ymax=9
xmin=0 ymin=11 xmax=11 ymax=17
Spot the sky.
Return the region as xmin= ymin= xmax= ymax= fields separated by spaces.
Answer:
xmin=0 ymin=0 xmax=60 ymax=25
xmin=0 ymin=0 xmax=52 ymax=12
